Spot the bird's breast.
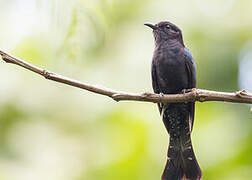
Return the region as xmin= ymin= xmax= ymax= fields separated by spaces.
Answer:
xmin=154 ymin=46 xmax=189 ymax=94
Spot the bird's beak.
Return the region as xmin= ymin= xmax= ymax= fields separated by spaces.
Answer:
xmin=144 ymin=23 xmax=157 ymax=30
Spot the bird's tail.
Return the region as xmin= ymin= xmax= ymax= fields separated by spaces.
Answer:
xmin=161 ymin=135 xmax=202 ymax=180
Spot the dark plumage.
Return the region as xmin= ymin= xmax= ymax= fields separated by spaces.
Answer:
xmin=145 ymin=21 xmax=202 ymax=180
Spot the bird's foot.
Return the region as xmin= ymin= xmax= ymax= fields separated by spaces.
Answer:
xmin=181 ymin=88 xmax=192 ymax=94
xmin=159 ymin=92 xmax=165 ymax=97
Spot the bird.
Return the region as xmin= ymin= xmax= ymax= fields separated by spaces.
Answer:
xmin=145 ymin=21 xmax=202 ymax=180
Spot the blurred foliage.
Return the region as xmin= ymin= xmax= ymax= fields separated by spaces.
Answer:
xmin=0 ymin=0 xmax=252 ymax=180
xmin=61 ymin=0 xmax=148 ymax=62
xmin=0 ymin=104 xmax=27 ymax=158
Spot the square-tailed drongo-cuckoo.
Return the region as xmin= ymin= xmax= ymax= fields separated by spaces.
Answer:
xmin=145 ymin=21 xmax=202 ymax=180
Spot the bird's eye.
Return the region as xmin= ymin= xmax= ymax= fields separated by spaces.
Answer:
xmin=166 ymin=25 xmax=171 ymax=29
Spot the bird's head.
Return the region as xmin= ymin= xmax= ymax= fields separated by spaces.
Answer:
xmin=145 ymin=21 xmax=184 ymax=46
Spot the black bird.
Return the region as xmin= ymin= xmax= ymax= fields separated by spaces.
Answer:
xmin=145 ymin=21 xmax=202 ymax=180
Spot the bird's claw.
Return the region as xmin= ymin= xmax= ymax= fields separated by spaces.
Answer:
xmin=181 ymin=89 xmax=191 ymax=94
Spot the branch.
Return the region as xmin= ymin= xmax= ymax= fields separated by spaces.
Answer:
xmin=1 ymin=49 xmax=252 ymax=105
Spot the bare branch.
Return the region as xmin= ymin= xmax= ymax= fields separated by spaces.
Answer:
xmin=1 ymin=49 xmax=252 ymax=105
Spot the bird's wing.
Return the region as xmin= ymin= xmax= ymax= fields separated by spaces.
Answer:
xmin=151 ymin=61 xmax=162 ymax=114
xmin=184 ymin=48 xmax=196 ymax=131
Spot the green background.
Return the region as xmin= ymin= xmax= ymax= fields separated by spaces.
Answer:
xmin=0 ymin=0 xmax=252 ymax=179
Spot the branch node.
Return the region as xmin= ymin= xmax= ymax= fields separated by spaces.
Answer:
xmin=235 ymin=89 xmax=248 ymax=98
xmin=111 ymin=94 xmax=121 ymax=102
xmin=42 ymin=70 xmax=53 ymax=79
xmin=2 ymin=54 xmax=13 ymax=64
xmin=191 ymin=88 xmax=199 ymax=100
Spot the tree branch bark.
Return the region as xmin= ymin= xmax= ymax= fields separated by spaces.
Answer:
xmin=1 ymin=49 xmax=252 ymax=105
